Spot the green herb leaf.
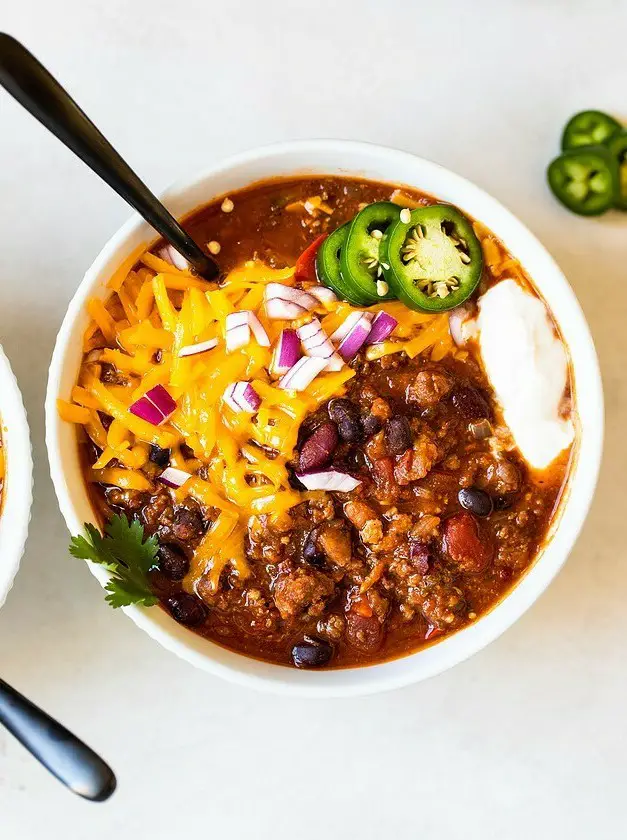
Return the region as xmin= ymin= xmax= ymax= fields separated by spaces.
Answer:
xmin=69 ymin=514 xmax=159 ymax=609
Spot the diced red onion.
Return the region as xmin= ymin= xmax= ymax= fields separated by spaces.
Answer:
xmin=324 ymin=353 xmax=345 ymax=372
xmin=157 ymin=244 xmax=190 ymax=271
xmin=297 ymin=318 xmax=336 ymax=360
xmin=330 ymin=311 xmax=363 ymax=343
xmin=129 ymin=397 xmax=163 ymax=425
xmin=159 ymin=467 xmax=192 ymax=489
xmin=225 ymin=311 xmax=250 ymax=352
xmin=266 ymin=299 xmax=305 ymax=320
xmin=469 ymin=419 xmax=492 ymax=440
xmin=295 ymin=469 xmax=362 ymax=492
xmin=247 ymin=311 xmax=270 ymax=347
xmin=337 ymin=314 xmax=373 ymax=361
xmin=330 ymin=310 xmax=373 ymax=344
xmin=223 ymin=381 xmax=262 ymax=413
xmin=270 ymin=329 xmax=300 ymax=375
xmin=448 ymin=306 xmax=477 ymax=347
xmin=365 ymin=311 xmax=398 ymax=344
xmin=178 ymin=338 xmax=219 ymax=357
xmin=279 ymin=356 xmax=328 ymax=391
xmin=130 ymin=384 xmax=177 ymax=425
xmin=265 ymin=283 xmax=318 ymax=320
xmin=308 ymin=286 xmax=338 ymax=306
xmin=225 ymin=310 xmax=270 ymax=351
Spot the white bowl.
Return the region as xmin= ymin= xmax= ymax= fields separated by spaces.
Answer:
xmin=45 ymin=140 xmax=603 ymax=697
xmin=0 ymin=344 xmax=33 ymax=609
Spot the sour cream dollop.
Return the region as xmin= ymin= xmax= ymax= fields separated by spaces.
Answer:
xmin=477 ymin=279 xmax=574 ymax=470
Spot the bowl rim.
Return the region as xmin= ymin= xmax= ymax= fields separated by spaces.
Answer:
xmin=45 ymin=139 xmax=604 ymax=696
xmin=0 ymin=344 xmax=33 ymax=609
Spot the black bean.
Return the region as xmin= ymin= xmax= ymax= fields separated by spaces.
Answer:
xmin=345 ymin=448 xmax=368 ymax=471
xmin=287 ymin=465 xmax=307 ymax=491
xmin=157 ymin=544 xmax=190 ymax=580
xmin=149 ymin=445 xmax=171 ymax=467
xmin=361 ymin=414 xmax=382 ymax=437
xmin=337 ymin=417 xmax=363 ymax=443
xmin=328 ymin=398 xmax=360 ymax=425
xmin=303 ymin=530 xmax=325 ymax=567
xmin=166 ymin=593 xmax=207 ymax=626
xmin=291 ymin=636 xmax=334 ymax=668
xmin=384 ymin=416 xmax=412 ymax=455
xmin=458 ymin=487 xmax=493 ymax=518
xmin=98 ymin=412 xmax=113 ymax=431
xmin=493 ymin=494 xmax=515 ymax=511
xmin=172 ymin=507 xmax=205 ymax=542
xmin=450 ymin=386 xmax=492 ymax=421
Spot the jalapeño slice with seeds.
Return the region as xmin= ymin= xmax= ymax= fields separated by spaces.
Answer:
xmin=339 ymin=202 xmax=400 ymax=304
xmin=381 ymin=204 xmax=483 ymax=312
xmin=561 ymin=109 xmax=622 ymax=152
xmin=607 ymin=130 xmax=627 ymax=210
xmin=316 ymin=223 xmax=365 ymax=305
xmin=547 ymin=145 xmax=618 ymax=216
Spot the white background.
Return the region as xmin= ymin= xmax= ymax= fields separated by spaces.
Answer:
xmin=0 ymin=1 xmax=625 ymax=837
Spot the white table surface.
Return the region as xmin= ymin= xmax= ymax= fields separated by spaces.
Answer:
xmin=0 ymin=1 xmax=625 ymax=836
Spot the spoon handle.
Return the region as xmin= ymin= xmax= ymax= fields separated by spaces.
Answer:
xmin=0 ymin=678 xmax=116 ymax=801
xmin=0 ymin=33 xmax=218 ymax=280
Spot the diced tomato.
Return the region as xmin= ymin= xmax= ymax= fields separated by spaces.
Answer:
xmin=371 ymin=456 xmax=398 ymax=498
xmin=442 ymin=511 xmax=493 ymax=574
xmin=294 ymin=234 xmax=328 ymax=283
xmin=346 ymin=608 xmax=383 ymax=652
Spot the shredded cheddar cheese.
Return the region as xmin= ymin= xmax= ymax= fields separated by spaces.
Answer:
xmin=61 ymin=246 xmax=460 ymax=593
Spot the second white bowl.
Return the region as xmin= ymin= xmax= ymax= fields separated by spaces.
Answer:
xmin=0 ymin=344 xmax=33 ymax=610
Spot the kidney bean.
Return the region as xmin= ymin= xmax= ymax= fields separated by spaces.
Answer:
xmin=442 ymin=512 xmax=493 ymax=574
xmin=384 ymin=416 xmax=412 ymax=455
xmin=409 ymin=541 xmax=431 ymax=575
xmin=450 ymin=386 xmax=492 ymax=421
xmin=166 ymin=593 xmax=207 ymax=626
xmin=157 ymin=544 xmax=190 ymax=580
xmin=298 ymin=422 xmax=339 ymax=472
xmin=458 ymin=487 xmax=493 ymax=518
xmin=292 ymin=636 xmax=334 ymax=668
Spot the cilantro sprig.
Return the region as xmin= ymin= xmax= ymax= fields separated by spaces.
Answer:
xmin=69 ymin=514 xmax=159 ymax=608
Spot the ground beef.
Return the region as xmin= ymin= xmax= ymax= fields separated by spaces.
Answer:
xmin=272 ymin=567 xmax=336 ymax=621
xmin=407 ymin=368 xmax=453 ymax=408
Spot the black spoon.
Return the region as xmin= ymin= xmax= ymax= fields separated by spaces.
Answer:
xmin=0 ymin=33 xmax=219 ymax=280
xmin=0 ymin=678 xmax=116 ymax=801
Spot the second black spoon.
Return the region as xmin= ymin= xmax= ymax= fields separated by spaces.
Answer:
xmin=0 ymin=678 xmax=116 ymax=801
xmin=0 ymin=33 xmax=219 ymax=281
